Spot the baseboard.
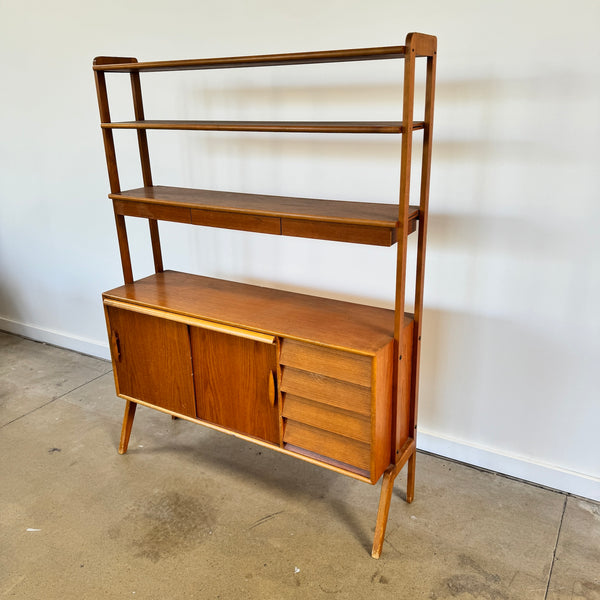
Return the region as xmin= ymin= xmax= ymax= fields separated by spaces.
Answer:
xmin=0 ymin=316 xmax=111 ymax=361
xmin=418 ymin=428 xmax=600 ymax=502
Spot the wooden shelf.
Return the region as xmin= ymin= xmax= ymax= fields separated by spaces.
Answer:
xmin=93 ymin=46 xmax=410 ymax=72
xmin=110 ymin=185 xmax=419 ymax=246
xmin=103 ymin=270 xmax=410 ymax=355
xmin=101 ymin=120 xmax=425 ymax=134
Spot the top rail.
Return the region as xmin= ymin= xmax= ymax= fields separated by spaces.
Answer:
xmin=93 ymin=45 xmax=418 ymax=73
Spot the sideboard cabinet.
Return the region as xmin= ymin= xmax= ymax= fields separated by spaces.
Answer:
xmin=94 ymin=32 xmax=437 ymax=558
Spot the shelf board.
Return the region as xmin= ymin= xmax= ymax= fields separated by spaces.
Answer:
xmin=101 ymin=120 xmax=425 ymax=134
xmin=103 ymin=270 xmax=411 ymax=355
xmin=93 ymin=46 xmax=408 ymax=72
xmin=110 ymin=186 xmax=419 ymax=246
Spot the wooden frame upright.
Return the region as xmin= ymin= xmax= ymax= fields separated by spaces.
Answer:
xmin=93 ymin=32 xmax=437 ymax=559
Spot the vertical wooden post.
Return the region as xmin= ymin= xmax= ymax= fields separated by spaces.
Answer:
xmin=130 ymin=70 xmax=164 ymax=274
xmin=372 ymin=32 xmax=436 ymax=559
xmin=407 ymin=42 xmax=437 ymax=501
xmin=94 ymin=57 xmax=136 ymax=284
xmin=392 ymin=33 xmax=417 ymax=458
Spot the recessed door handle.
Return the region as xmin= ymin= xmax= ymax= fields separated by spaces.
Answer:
xmin=111 ymin=330 xmax=121 ymax=361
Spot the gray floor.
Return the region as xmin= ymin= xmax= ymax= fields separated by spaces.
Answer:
xmin=0 ymin=331 xmax=598 ymax=600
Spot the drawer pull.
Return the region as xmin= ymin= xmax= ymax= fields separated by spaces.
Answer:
xmin=111 ymin=330 xmax=121 ymax=361
xmin=268 ymin=371 xmax=277 ymax=407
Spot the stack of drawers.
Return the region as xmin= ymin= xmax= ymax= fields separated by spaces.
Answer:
xmin=280 ymin=338 xmax=394 ymax=482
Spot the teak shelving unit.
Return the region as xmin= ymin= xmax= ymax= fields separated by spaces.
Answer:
xmin=94 ymin=31 xmax=436 ymax=559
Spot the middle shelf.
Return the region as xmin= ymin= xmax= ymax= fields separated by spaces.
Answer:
xmin=101 ymin=120 xmax=426 ymax=134
xmin=111 ymin=185 xmax=418 ymax=246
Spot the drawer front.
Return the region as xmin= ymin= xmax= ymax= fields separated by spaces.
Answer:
xmin=280 ymin=367 xmax=371 ymax=416
xmin=281 ymin=218 xmax=395 ymax=247
xmin=113 ymin=199 xmax=192 ymax=224
xmin=191 ymin=208 xmax=280 ymax=234
xmin=284 ymin=420 xmax=371 ymax=472
xmin=280 ymin=339 xmax=372 ymax=386
xmin=280 ymin=339 xmax=378 ymax=477
xmin=282 ymin=394 xmax=371 ymax=444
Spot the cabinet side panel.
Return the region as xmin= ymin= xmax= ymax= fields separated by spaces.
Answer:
xmin=372 ymin=340 xmax=394 ymax=481
xmin=106 ymin=305 xmax=196 ymax=417
xmin=396 ymin=319 xmax=415 ymax=450
xmin=191 ymin=327 xmax=279 ymax=445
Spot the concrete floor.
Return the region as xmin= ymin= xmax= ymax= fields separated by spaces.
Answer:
xmin=0 ymin=331 xmax=598 ymax=600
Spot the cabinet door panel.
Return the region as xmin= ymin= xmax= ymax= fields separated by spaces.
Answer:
xmin=191 ymin=327 xmax=279 ymax=444
xmin=106 ymin=306 xmax=196 ymax=417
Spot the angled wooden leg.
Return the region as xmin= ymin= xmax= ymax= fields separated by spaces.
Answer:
xmin=118 ymin=400 xmax=137 ymax=454
xmin=371 ymin=466 xmax=399 ymax=559
xmin=406 ymin=451 xmax=417 ymax=503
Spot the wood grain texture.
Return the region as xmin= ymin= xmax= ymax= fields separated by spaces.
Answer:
xmin=282 ymin=394 xmax=371 ymax=443
xmin=92 ymin=46 xmax=412 ymax=73
xmin=191 ymin=208 xmax=280 ymax=234
xmin=102 ymin=119 xmax=425 ymax=134
xmin=118 ymin=400 xmax=137 ymax=454
xmin=409 ymin=48 xmax=437 ymax=457
xmin=113 ymin=199 xmax=192 ymax=223
xmin=371 ymin=467 xmax=397 ymax=559
xmin=191 ymin=327 xmax=279 ymax=444
xmin=103 ymin=298 xmax=276 ymax=344
xmin=371 ymin=340 xmax=394 ymax=479
xmin=281 ymin=217 xmax=401 ymax=246
xmin=396 ymin=320 xmax=414 ymax=451
xmin=110 ymin=186 xmax=419 ymax=228
xmin=106 ymin=305 xmax=196 ymax=417
xmin=283 ymin=420 xmax=371 ymax=472
xmin=103 ymin=270 xmax=411 ymax=355
xmin=279 ymin=339 xmax=372 ymax=386
xmin=113 ymin=213 xmax=133 ymax=284
xmin=111 ymin=186 xmax=417 ymax=246
xmin=280 ymin=367 xmax=371 ymax=416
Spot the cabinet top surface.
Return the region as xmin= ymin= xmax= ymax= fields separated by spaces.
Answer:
xmin=103 ymin=271 xmax=408 ymax=354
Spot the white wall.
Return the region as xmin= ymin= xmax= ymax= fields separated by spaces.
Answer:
xmin=1 ymin=0 xmax=598 ymax=500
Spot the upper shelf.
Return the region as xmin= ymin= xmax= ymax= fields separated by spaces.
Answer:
xmin=111 ymin=186 xmax=419 ymax=247
xmin=93 ymin=35 xmax=436 ymax=74
xmin=101 ymin=120 xmax=425 ymax=134
xmin=93 ymin=46 xmax=411 ymax=73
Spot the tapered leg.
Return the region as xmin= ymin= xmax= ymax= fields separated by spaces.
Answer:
xmin=118 ymin=400 xmax=137 ymax=454
xmin=371 ymin=467 xmax=399 ymax=559
xmin=406 ymin=451 xmax=417 ymax=503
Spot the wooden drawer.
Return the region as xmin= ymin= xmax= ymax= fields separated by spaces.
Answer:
xmin=191 ymin=208 xmax=280 ymax=234
xmin=281 ymin=218 xmax=396 ymax=247
xmin=280 ymin=339 xmax=372 ymax=386
xmin=280 ymin=367 xmax=371 ymax=416
xmin=282 ymin=394 xmax=371 ymax=443
xmin=279 ymin=337 xmax=395 ymax=483
xmin=113 ymin=199 xmax=192 ymax=223
xmin=284 ymin=420 xmax=371 ymax=472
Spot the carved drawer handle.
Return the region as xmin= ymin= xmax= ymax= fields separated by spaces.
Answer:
xmin=268 ymin=370 xmax=277 ymax=407
xmin=111 ymin=330 xmax=121 ymax=361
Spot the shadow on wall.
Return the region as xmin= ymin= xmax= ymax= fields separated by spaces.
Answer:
xmin=417 ymin=305 xmax=596 ymax=471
